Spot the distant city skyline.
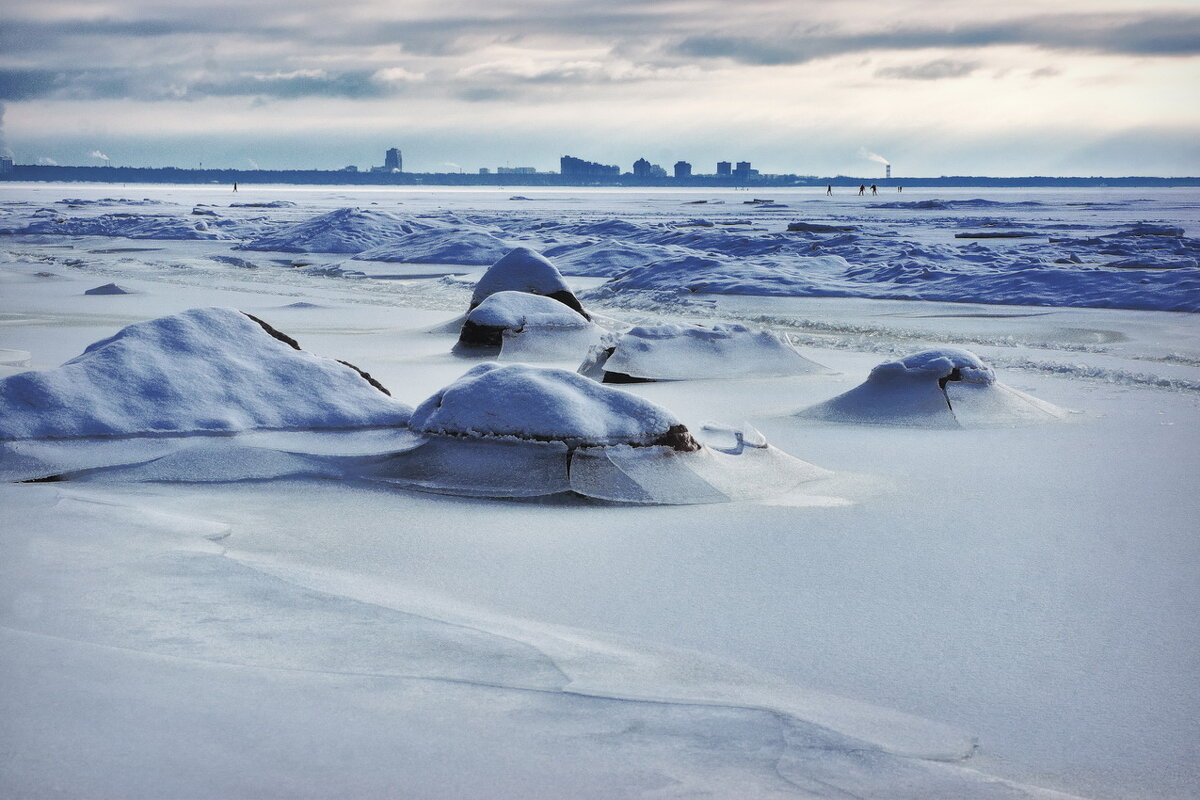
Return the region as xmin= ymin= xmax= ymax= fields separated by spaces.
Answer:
xmin=2 ymin=1 xmax=1198 ymax=177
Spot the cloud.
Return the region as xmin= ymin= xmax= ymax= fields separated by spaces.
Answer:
xmin=674 ymin=12 xmax=1200 ymax=65
xmin=875 ymin=59 xmax=980 ymax=80
xmin=89 ymin=150 xmax=110 ymax=161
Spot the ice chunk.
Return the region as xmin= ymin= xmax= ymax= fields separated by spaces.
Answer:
xmin=583 ymin=323 xmax=828 ymax=382
xmin=798 ymin=348 xmax=1065 ymax=428
xmin=408 ymin=363 xmax=685 ymax=447
xmin=470 ymin=247 xmax=588 ymax=318
xmin=381 ymin=364 xmax=830 ymax=504
xmin=0 ymin=308 xmax=412 ymax=440
xmin=456 ymin=291 xmax=602 ymax=360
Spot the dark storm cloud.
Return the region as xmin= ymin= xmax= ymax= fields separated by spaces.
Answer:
xmin=675 ymin=12 xmax=1200 ymax=65
xmin=0 ymin=67 xmax=406 ymax=102
xmin=875 ymin=59 xmax=980 ymax=81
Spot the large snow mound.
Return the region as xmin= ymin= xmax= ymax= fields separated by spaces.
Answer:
xmin=0 ymin=308 xmax=412 ymax=440
xmin=470 ymin=247 xmax=587 ymax=317
xmin=409 ymin=363 xmax=685 ymax=447
xmin=798 ymin=348 xmax=1065 ymax=428
xmin=584 ymin=323 xmax=829 ymax=382
xmin=239 ymin=207 xmax=432 ymax=253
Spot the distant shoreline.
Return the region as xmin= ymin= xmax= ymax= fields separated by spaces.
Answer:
xmin=2 ymin=164 xmax=1197 ymax=188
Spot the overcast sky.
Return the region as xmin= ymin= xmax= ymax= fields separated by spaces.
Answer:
xmin=2 ymin=0 xmax=1198 ymax=176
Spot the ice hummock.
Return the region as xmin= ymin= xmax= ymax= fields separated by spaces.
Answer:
xmin=239 ymin=207 xmax=434 ymax=253
xmin=580 ymin=323 xmax=829 ymax=382
xmin=797 ymin=347 xmax=1065 ymax=428
xmin=0 ymin=308 xmax=412 ymax=440
xmin=456 ymin=291 xmax=604 ymax=359
xmin=469 ymin=246 xmax=589 ymax=318
xmin=376 ymin=363 xmax=829 ymax=503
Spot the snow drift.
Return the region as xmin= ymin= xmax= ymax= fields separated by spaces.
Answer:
xmin=797 ymin=348 xmax=1065 ymax=428
xmin=0 ymin=308 xmax=412 ymax=440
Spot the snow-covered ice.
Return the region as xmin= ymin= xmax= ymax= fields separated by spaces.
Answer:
xmin=798 ymin=347 xmax=1065 ymax=427
xmin=582 ymin=322 xmax=829 ymax=382
xmin=1 ymin=183 xmax=1197 ymax=800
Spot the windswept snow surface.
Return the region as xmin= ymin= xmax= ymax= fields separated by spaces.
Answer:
xmin=1 ymin=183 xmax=1198 ymax=800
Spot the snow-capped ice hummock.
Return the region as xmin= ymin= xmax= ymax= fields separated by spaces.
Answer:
xmin=581 ymin=323 xmax=829 ymax=382
xmin=0 ymin=307 xmax=412 ymax=440
xmin=797 ymin=347 xmax=1065 ymax=428
xmin=456 ymin=291 xmax=603 ymax=359
xmin=376 ymin=363 xmax=830 ymax=504
xmin=470 ymin=246 xmax=588 ymax=317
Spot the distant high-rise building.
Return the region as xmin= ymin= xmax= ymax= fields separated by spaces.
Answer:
xmin=632 ymin=158 xmax=653 ymax=178
xmin=0 ymin=155 xmax=13 ymax=175
xmin=674 ymin=161 xmax=692 ymax=179
xmin=560 ymin=155 xmax=620 ymax=178
xmin=384 ymin=147 xmax=402 ymax=172
xmin=479 ymin=167 xmax=491 ymax=174
xmin=716 ymin=161 xmax=732 ymax=176
xmin=886 ymin=164 xmax=892 ymax=179
xmin=734 ymin=161 xmax=752 ymax=178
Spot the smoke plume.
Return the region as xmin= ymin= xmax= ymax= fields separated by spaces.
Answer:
xmin=89 ymin=150 xmax=111 ymax=162
xmin=858 ymin=147 xmax=890 ymax=166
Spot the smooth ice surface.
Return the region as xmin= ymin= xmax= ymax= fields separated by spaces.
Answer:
xmin=1 ymin=183 xmax=1197 ymax=800
xmin=799 ymin=347 xmax=1065 ymax=428
xmin=595 ymin=323 xmax=829 ymax=381
xmin=0 ymin=307 xmax=412 ymax=439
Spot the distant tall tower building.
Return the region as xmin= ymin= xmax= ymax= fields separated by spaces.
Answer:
xmin=384 ymin=147 xmax=403 ymax=172
xmin=674 ymin=161 xmax=691 ymax=179
xmin=716 ymin=161 xmax=731 ymax=176
xmin=886 ymin=164 xmax=892 ymax=179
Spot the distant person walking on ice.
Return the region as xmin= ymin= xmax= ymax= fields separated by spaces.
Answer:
xmin=826 ymin=185 xmax=833 ymax=196
xmin=858 ymin=184 xmax=865 ymax=196
xmin=870 ymin=184 xmax=878 ymax=195
xmin=233 ymin=182 xmax=238 ymax=192
xmin=898 ymin=186 xmax=903 ymax=192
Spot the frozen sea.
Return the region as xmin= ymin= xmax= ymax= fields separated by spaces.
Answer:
xmin=1 ymin=182 xmax=1198 ymax=799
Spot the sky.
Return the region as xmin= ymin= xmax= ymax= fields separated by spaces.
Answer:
xmin=1 ymin=0 xmax=1198 ymax=177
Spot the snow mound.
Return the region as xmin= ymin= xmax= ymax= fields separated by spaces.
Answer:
xmin=355 ymin=228 xmax=512 ymax=265
xmin=239 ymin=207 xmax=430 ymax=253
xmin=798 ymin=348 xmax=1065 ymax=428
xmin=581 ymin=323 xmax=829 ymax=382
xmin=470 ymin=247 xmax=588 ymax=317
xmin=0 ymin=308 xmax=412 ymax=440
xmin=378 ymin=363 xmax=830 ymax=504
